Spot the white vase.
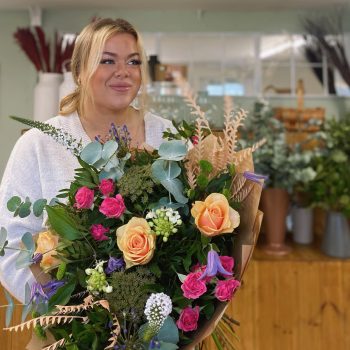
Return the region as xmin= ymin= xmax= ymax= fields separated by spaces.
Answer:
xmin=292 ymin=206 xmax=313 ymax=244
xmin=59 ymin=71 xmax=76 ymax=102
xmin=33 ymin=72 xmax=63 ymax=122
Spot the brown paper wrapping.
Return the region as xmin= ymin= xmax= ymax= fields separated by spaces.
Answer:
xmin=181 ymin=153 xmax=263 ymax=349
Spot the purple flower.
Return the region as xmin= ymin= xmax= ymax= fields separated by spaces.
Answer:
xmin=198 ymin=250 xmax=232 ymax=281
xmin=243 ymin=171 xmax=268 ymax=185
xmin=29 ymin=282 xmax=49 ymax=304
xmin=29 ymin=280 xmax=65 ymax=304
xmin=42 ymin=280 xmax=65 ymax=298
xmin=31 ymin=253 xmax=43 ymax=264
xmin=105 ymin=257 xmax=125 ymax=274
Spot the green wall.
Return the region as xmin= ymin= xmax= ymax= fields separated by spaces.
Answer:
xmin=0 ymin=7 xmax=350 ymax=178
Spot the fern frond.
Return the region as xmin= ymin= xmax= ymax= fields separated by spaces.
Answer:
xmin=104 ymin=314 xmax=121 ymax=349
xmin=230 ymin=174 xmax=247 ymax=198
xmin=4 ymin=315 xmax=87 ymax=332
xmin=41 ymin=336 xmax=71 ymax=350
xmin=232 ymin=183 xmax=253 ymax=202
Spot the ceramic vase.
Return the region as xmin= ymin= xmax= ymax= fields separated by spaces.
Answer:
xmin=59 ymin=71 xmax=76 ymax=102
xmin=33 ymin=72 xmax=62 ymax=122
xmin=322 ymin=211 xmax=350 ymax=258
xmin=292 ymin=206 xmax=313 ymax=244
xmin=260 ymin=188 xmax=291 ymax=255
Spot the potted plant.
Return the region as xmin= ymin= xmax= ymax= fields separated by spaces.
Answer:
xmin=309 ymin=118 xmax=350 ymax=258
xmin=240 ymin=101 xmax=293 ymax=255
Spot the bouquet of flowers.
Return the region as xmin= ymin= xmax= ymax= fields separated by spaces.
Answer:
xmin=1 ymin=93 xmax=264 ymax=349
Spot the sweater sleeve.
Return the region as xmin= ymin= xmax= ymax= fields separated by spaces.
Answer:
xmin=0 ymin=129 xmax=46 ymax=303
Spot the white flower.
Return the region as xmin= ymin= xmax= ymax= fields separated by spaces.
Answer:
xmin=144 ymin=293 xmax=172 ymax=328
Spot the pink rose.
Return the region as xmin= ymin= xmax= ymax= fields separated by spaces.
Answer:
xmin=74 ymin=186 xmax=94 ymax=209
xmin=99 ymin=194 xmax=126 ymax=218
xmin=219 ymin=256 xmax=234 ymax=278
xmin=181 ymin=271 xmax=207 ymax=299
xmin=176 ymin=306 xmax=200 ymax=332
xmin=99 ymin=179 xmax=115 ymax=197
xmin=214 ymin=279 xmax=240 ymax=302
xmin=90 ymin=224 xmax=109 ymax=241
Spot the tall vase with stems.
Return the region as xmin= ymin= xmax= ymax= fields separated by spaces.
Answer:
xmin=33 ymin=72 xmax=62 ymax=122
xmin=260 ymin=188 xmax=291 ymax=255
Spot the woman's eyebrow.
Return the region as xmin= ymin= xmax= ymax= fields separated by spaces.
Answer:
xmin=102 ymin=51 xmax=140 ymax=59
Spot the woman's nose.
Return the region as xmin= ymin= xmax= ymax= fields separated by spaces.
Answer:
xmin=114 ymin=62 xmax=129 ymax=78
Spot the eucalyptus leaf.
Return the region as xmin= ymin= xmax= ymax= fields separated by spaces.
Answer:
xmin=49 ymin=197 xmax=59 ymax=206
xmin=152 ymin=160 xmax=181 ymax=181
xmin=24 ymin=282 xmax=31 ymax=304
xmin=7 ymin=196 xmax=21 ymax=212
xmin=22 ymin=232 xmax=35 ymax=252
xmin=0 ymin=227 xmax=8 ymax=252
xmin=16 ymin=250 xmax=32 ymax=270
xmin=80 ymin=141 xmax=103 ymax=165
xmin=156 ymin=342 xmax=178 ymax=350
xmin=33 ymin=199 xmax=47 ymax=217
xmin=157 ymin=316 xmax=179 ymax=349
xmin=99 ymin=168 xmax=124 ymax=181
xmin=158 ymin=140 xmax=187 ymax=161
xmin=103 ymin=156 xmax=120 ymax=172
xmin=161 ymin=178 xmax=188 ymax=204
xmin=101 ymin=140 xmax=118 ymax=160
xmin=4 ymin=290 xmax=14 ymax=327
xmin=21 ymin=302 xmax=32 ymax=322
xmin=18 ymin=201 xmax=31 ymax=218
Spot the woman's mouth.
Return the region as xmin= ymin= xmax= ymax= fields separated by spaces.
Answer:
xmin=109 ymin=83 xmax=132 ymax=92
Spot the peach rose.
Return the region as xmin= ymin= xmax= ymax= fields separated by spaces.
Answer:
xmin=116 ymin=217 xmax=156 ymax=268
xmin=191 ymin=193 xmax=240 ymax=237
xmin=34 ymin=230 xmax=60 ymax=270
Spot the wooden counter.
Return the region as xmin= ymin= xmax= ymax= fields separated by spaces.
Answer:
xmin=205 ymin=238 xmax=350 ymax=350
xmin=1 ymin=239 xmax=350 ymax=349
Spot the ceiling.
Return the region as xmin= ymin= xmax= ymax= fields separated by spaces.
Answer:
xmin=0 ymin=0 xmax=349 ymax=11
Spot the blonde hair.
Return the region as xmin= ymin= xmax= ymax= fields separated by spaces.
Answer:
xmin=60 ymin=18 xmax=149 ymax=117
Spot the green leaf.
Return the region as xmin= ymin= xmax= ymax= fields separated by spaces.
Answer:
xmin=0 ymin=227 xmax=8 ymax=256
xmin=80 ymin=141 xmax=103 ymax=165
xmin=177 ymin=273 xmax=187 ymax=283
xmin=4 ymin=290 xmax=14 ymax=327
xmin=7 ymin=196 xmax=21 ymax=212
xmin=33 ymin=199 xmax=47 ymax=217
xmin=16 ymin=250 xmax=32 ymax=269
xmin=158 ymin=140 xmax=187 ymax=161
xmin=152 ymin=160 xmax=181 ymax=181
xmin=101 ymin=140 xmax=118 ymax=160
xmin=46 ymin=206 xmax=82 ymax=240
xmin=157 ymin=342 xmax=179 ymax=350
xmin=22 ymin=232 xmax=35 ymax=252
xmin=48 ymin=281 xmax=76 ymax=311
xmin=18 ymin=200 xmax=31 ymax=218
xmin=157 ymin=317 xmax=179 ymax=345
xmin=161 ymin=178 xmax=188 ymax=204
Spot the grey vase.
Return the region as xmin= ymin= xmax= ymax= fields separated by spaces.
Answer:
xmin=322 ymin=211 xmax=350 ymax=258
xmin=292 ymin=206 xmax=313 ymax=244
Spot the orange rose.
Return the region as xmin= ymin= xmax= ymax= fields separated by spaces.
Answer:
xmin=191 ymin=193 xmax=240 ymax=237
xmin=34 ymin=230 xmax=60 ymax=270
xmin=116 ymin=217 xmax=156 ymax=268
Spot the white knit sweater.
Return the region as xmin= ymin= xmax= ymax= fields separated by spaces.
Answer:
xmin=0 ymin=111 xmax=174 ymax=302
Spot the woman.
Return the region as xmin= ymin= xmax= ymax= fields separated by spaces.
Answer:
xmin=0 ymin=18 xmax=174 ymax=303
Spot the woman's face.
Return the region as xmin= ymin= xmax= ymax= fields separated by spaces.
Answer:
xmin=89 ymin=33 xmax=142 ymax=114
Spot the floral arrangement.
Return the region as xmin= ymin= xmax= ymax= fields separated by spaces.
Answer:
xmin=14 ymin=26 xmax=76 ymax=73
xmin=1 ymin=91 xmax=264 ymax=349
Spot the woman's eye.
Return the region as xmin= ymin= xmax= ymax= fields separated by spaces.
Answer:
xmin=127 ymin=59 xmax=142 ymax=66
xmin=100 ymin=59 xmax=114 ymax=65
